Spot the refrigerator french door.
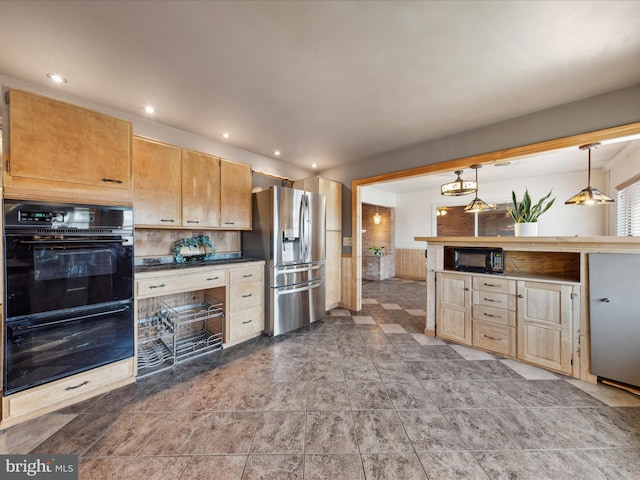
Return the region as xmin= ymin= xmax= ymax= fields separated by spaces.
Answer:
xmin=243 ymin=186 xmax=326 ymax=336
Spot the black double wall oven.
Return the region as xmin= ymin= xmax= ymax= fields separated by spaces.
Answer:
xmin=3 ymin=201 xmax=134 ymax=395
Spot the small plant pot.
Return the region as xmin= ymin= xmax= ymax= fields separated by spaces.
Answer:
xmin=514 ymin=222 xmax=538 ymax=237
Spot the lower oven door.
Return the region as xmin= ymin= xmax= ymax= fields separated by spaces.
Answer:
xmin=4 ymin=300 xmax=134 ymax=395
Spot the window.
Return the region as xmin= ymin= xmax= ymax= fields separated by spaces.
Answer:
xmin=617 ymin=174 xmax=640 ymax=236
xmin=436 ymin=203 xmax=514 ymax=237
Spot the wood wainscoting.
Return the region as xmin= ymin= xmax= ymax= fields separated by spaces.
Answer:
xmin=395 ymin=248 xmax=427 ymax=279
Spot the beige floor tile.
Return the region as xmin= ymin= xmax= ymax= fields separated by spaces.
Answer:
xmin=0 ymin=413 xmax=76 ymax=454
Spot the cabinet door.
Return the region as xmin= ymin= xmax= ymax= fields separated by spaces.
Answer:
xmin=133 ymin=137 xmax=181 ymax=226
xmin=7 ymin=89 xmax=132 ymax=203
xmin=220 ymin=159 xmax=252 ymax=229
xmin=319 ymin=178 xmax=342 ymax=231
xmin=325 ymin=231 xmax=342 ymax=309
xmin=436 ymin=273 xmax=472 ymax=345
xmin=517 ymin=281 xmax=574 ymax=374
xmin=181 ymin=149 xmax=221 ymax=227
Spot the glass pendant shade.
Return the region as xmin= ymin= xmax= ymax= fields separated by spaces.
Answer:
xmin=565 ymin=143 xmax=614 ymax=205
xmin=464 ymin=164 xmax=495 ymax=213
xmin=441 ymin=170 xmax=477 ymax=196
xmin=373 ymin=205 xmax=381 ymax=224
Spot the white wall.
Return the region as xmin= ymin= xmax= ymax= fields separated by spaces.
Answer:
xmin=0 ymin=75 xmax=313 ymax=181
xmin=361 ymin=187 xmax=396 ymax=207
xmin=396 ymin=170 xmax=608 ymax=248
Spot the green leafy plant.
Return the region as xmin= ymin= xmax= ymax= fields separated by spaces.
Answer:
xmin=173 ymin=234 xmax=216 ymax=263
xmin=369 ymin=246 xmax=385 ymax=256
xmin=507 ymin=189 xmax=555 ymax=223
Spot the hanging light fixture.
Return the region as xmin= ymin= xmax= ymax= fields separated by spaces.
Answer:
xmin=440 ymin=170 xmax=477 ymax=196
xmin=565 ymin=143 xmax=614 ymax=205
xmin=373 ymin=205 xmax=381 ymax=224
xmin=464 ymin=164 xmax=495 ymax=213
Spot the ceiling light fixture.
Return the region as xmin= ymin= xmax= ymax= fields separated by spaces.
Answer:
xmin=464 ymin=164 xmax=495 ymax=213
xmin=311 ymin=163 xmax=317 ymax=169
xmin=144 ymin=105 xmax=155 ymax=114
xmin=373 ymin=205 xmax=381 ymax=225
xmin=441 ymin=170 xmax=476 ymax=196
xmin=565 ymin=143 xmax=614 ymax=205
xmin=46 ymin=73 xmax=67 ymax=84
xmin=274 ymin=150 xmax=281 ymax=156
xmin=222 ymin=132 xmax=230 ymax=139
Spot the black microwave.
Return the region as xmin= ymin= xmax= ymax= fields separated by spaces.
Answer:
xmin=453 ymin=247 xmax=504 ymax=274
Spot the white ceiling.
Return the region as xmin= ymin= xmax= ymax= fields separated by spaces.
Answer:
xmin=1 ymin=1 xmax=640 ymax=172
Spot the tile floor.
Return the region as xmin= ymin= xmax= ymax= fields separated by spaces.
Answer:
xmin=2 ymin=277 xmax=640 ymax=479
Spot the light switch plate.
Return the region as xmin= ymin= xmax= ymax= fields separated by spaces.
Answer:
xmin=343 ymin=236 xmax=352 ymax=247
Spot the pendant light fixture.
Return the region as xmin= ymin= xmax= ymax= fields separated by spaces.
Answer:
xmin=463 ymin=164 xmax=495 ymax=213
xmin=565 ymin=143 xmax=614 ymax=205
xmin=440 ymin=170 xmax=477 ymax=196
xmin=373 ymin=205 xmax=381 ymax=224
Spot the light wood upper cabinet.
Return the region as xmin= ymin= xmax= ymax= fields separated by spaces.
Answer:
xmin=294 ymin=176 xmax=342 ymax=230
xmin=220 ymin=159 xmax=252 ymax=230
xmin=133 ymin=137 xmax=181 ymax=227
xmin=182 ymin=149 xmax=221 ymax=228
xmin=516 ymin=280 xmax=575 ymax=374
xmin=6 ymin=89 xmax=132 ymax=205
xmin=436 ymin=272 xmax=472 ymax=345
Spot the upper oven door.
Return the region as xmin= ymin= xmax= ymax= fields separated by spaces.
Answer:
xmin=4 ymin=235 xmax=134 ymax=319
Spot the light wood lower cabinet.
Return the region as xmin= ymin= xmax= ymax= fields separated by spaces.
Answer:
xmin=228 ymin=265 xmax=265 ymax=344
xmin=516 ymin=280 xmax=576 ymax=374
xmin=1 ymin=359 xmax=134 ymax=429
xmin=436 ymin=271 xmax=577 ymax=375
xmin=436 ymin=272 xmax=472 ymax=345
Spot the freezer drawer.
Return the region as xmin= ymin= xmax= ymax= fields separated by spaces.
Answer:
xmin=265 ymin=278 xmax=326 ymax=336
xmin=271 ymin=262 xmax=325 ymax=288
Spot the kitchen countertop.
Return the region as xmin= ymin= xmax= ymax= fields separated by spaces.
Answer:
xmin=135 ymin=257 xmax=263 ymax=274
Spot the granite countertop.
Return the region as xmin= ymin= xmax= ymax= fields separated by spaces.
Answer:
xmin=135 ymin=257 xmax=262 ymax=273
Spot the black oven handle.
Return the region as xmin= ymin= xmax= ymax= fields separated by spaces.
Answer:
xmin=10 ymin=307 xmax=130 ymax=331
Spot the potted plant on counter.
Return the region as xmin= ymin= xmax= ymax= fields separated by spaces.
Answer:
xmin=507 ymin=189 xmax=555 ymax=236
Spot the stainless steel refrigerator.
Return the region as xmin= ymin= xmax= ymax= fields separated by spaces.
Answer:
xmin=243 ymin=186 xmax=326 ymax=336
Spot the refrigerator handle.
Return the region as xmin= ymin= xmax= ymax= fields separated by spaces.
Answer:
xmin=302 ymin=193 xmax=309 ymax=262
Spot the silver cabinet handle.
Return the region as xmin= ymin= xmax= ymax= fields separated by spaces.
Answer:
xmin=243 ymin=274 xmax=253 ymax=278
xmin=483 ymin=334 xmax=502 ymax=342
xmin=484 ymin=297 xmax=503 ymax=303
xmin=242 ymin=293 xmax=253 ymax=298
xmin=464 ymin=287 xmax=470 ymax=291
xmin=160 ymin=219 xmax=175 ymax=223
xmin=224 ymin=222 xmax=235 ymax=225
xmin=242 ymin=319 xmax=253 ymax=324
xmin=148 ymin=284 xmax=166 ymax=289
xmin=484 ymin=283 xmax=500 ymax=287
xmin=600 ymin=298 xmax=610 ymax=302
xmin=206 ymin=276 xmax=220 ymax=281
xmin=484 ymin=312 xmax=503 ymax=319
xmin=518 ymin=294 xmax=524 ymax=298
xmin=186 ymin=220 xmax=200 ymax=224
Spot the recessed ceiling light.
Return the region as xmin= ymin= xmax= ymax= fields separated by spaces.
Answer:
xmin=222 ymin=132 xmax=230 ymax=139
xmin=47 ymin=73 xmax=67 ymax=84
xmin=144 ymin=105 xmax=155 ymax=114
xmin=312 ymin=163 xmax=317 ymax=169
xmin=493 ymin=161 xmax=512 ymax=167
xmin=274 ymin=150 xmax=281 ymax=156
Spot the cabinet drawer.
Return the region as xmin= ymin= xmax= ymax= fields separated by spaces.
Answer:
xmin=228 ymin=306 xmax=264 ymax=342
xmin=137 ymin=270 xmax=227 ymax=297
xmin=473 ymin=290 xmax=515 ymax=311
xmin=473 ymin=276 xmax=515 ymax=294
xmin=472 ymin=304 xmax=515 ymax=326
xmin=3 ymin=359 xmax=134 ymax=420
xmin=229 ymin=282 xmax=263 ymax=311
xmin=229 ymin=266 xmax=263 ymax=284
xmin=473 ymin=320 xmax=515 ymax=357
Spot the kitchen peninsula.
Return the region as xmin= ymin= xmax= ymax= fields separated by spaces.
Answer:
xmin=415 ymin=236 xmax=640 ymax=385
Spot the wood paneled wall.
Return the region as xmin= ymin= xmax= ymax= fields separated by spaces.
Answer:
xmin=395 ymin=248 xmax=427 ymax=279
